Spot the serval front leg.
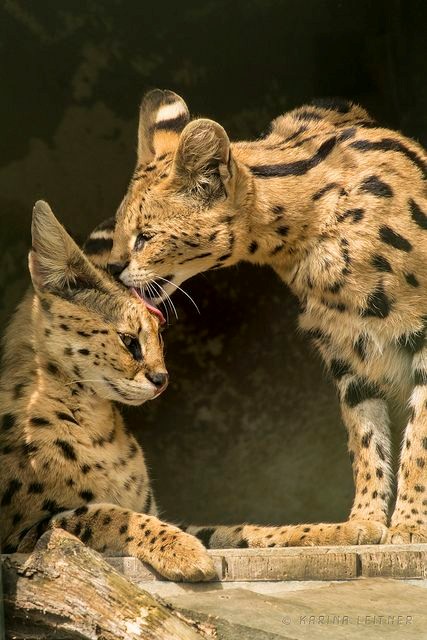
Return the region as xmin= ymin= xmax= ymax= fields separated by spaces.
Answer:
xmin=46 ymin=503 xmax=216 ymax=581
xmin=388 ymin=347 xmax=427 ymax=543
xmin=189 ymin=368 xmax=391 ymax=548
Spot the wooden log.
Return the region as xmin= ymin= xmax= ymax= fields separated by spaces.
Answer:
xmin=2 ymin=529 xmax=215 ymax=640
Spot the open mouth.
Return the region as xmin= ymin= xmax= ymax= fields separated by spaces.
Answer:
xmin=131 ymin=287 xmax=166 ymax=325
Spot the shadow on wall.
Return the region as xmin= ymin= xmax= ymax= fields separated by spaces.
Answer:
xmin=0 ymin=0 xmax=425 ymax=524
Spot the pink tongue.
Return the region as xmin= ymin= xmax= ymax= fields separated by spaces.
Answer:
xmin=131 ymin=288 xmax=166 ymax=325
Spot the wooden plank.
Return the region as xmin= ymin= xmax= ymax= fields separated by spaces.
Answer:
xmin=103 ymin=543 xmax=427 ymax=582
xmin=359 ymin=547 xmax=427 ymax=579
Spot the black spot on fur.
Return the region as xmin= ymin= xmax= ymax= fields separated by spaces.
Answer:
xmin=28 ymin=482 xmax=44 ymax=494
xmin=54 ymin=438 xmax=77 ymax=461
xmin=78 ymin=349 xmax=90 ymax=356
xmin=42 ymin=499 xmax=63 ymax=514
xmin=330 ymin=359 xmax=351 ymax=380
xmin=30 ymin=417 xmax=51 ymax=427
xmin=60 ymin=324 xmax=70 ymax=331
xmin=13 ymin=383 xmax=26 ymax=399
xmin=1 ymin=413 xmax=16 ymax=431
xmin=361 ymin=284 xmax=392 ymax=318
xmin=359 ymin=175 xmax=393 ymax=198
xmin=361 ymin=430 xmax=373 ymax=447
xmin=312 ymin=182 xmax=339 ymax=201
xmin=237 ymin=539 xmax=249 ymax=548
xmin=249 ymin=240 xmax=259 ymax=254
xmin=1 ymin=479 xmax=22 ymax=506
xmin=371 ymin=254 xmax=392 ymax=273
xmin=47 ymin=362 xmax=59 ymax=376
xmin=22 ymin=442 xmax=38 ymax=456
xmin=379 ymin=226 xmax=412 ymax=252
xmin=337 ymin=208 xmax=364 ymax=223
xmin=74 ymin=505 xmax=89 ymax=517
xmin=328 ymin=281 xmax=343 ymax=294
xmin=81 ymin=526 xmax=93 ymax=543
xmin=354 ymin=335 xmax=368 ymax=360
xmin=12 ymin=512 xmax=23 ymax=526
xmin=79 ymin=490 xmax=95 ymax=502
xmin=409 ymin=198 xmax=427 ymax=230
xmin=56 ymin=411 xmax=79 ymax=425
xmin=345 ymin=378 xmax=383 ymax=407
xmin=195 ymin=527 xmax=215 ymax=548
xmin=397 ymin=327 xmax=425 ymax=354
xmin=405 ymin=273 xmax=420 ymax=288
xmin=337 ymin=127 xmax=357 ymax=142
xmin=276 ymin=226 xmax=289 ymax=236
xmin=270 ymin=244 xmax=284 ymax=256
xmin=272 ymin=204 xmax=284 ymax=214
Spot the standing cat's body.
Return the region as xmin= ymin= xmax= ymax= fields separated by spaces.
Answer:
xmin=85 ymin=90 xmax=427 ymax=546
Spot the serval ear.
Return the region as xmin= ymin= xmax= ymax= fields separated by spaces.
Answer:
xmin=137 ymin=89 xmax=190 ymax=164
xmin=29 ymin=200 xmax=104 ymax=294
xmin=170 ymin=118 xmax=234 ymax=201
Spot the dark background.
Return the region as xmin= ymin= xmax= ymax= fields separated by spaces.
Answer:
xmin=1 ymin=0 xmax=426 ymax=526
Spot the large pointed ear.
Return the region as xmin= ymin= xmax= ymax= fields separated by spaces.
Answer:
xmin=170 ymin=118 xmax=233 ymax=201
xmin=29 ymin=200 xmax=103 ymax=294
xmin=137 ymin=89 xmax=190 ymax=164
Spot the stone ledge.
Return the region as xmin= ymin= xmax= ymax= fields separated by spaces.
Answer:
xmin=104 ymin=543 xmax=427 ymax=582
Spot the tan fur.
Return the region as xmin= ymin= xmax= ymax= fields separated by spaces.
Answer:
xmin=87 ymin=90 xmax=427 ymax=547
xmin=0 ymin=201 xmax=215 ymax=581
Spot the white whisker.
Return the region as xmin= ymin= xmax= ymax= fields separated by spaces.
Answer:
xmin=155 ymin=276 xmax=200 ymax=314
xmin=151 ymin=281 xmax=178 ymax=320
xmin=146 ymin=282 xmax=170 ymax=325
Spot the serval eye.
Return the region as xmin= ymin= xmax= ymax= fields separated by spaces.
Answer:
xmin=118 ymin=333 xmax=143 ymax=361
xmin=134 ymin=233 xmax=152 ymax=251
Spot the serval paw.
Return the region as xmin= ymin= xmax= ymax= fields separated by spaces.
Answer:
xmin=146 ymin=528 xmax=217 ymax=582
xmin=386 ymin=523 xmax=427 ymax=544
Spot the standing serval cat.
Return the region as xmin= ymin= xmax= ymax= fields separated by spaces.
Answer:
xmin=86 ymin=89 xmax=427 ymax=546
xmin=0 ymin=200 xmax=216 ymax=580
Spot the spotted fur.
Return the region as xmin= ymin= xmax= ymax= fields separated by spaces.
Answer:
xmin=0 ymin=201 xmax=215 ymax=581
xmin=87 ymin=89 xmax=427 ymax=545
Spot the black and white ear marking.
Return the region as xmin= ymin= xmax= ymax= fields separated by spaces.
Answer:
xmin=137 ymin=89 xmax=190 ymax=163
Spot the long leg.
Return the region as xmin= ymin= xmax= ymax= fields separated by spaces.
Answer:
xmin=21 ymin=503 xmax=215 ymax=581
xmin=389 ymin=346 xmax=427 ymax=542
